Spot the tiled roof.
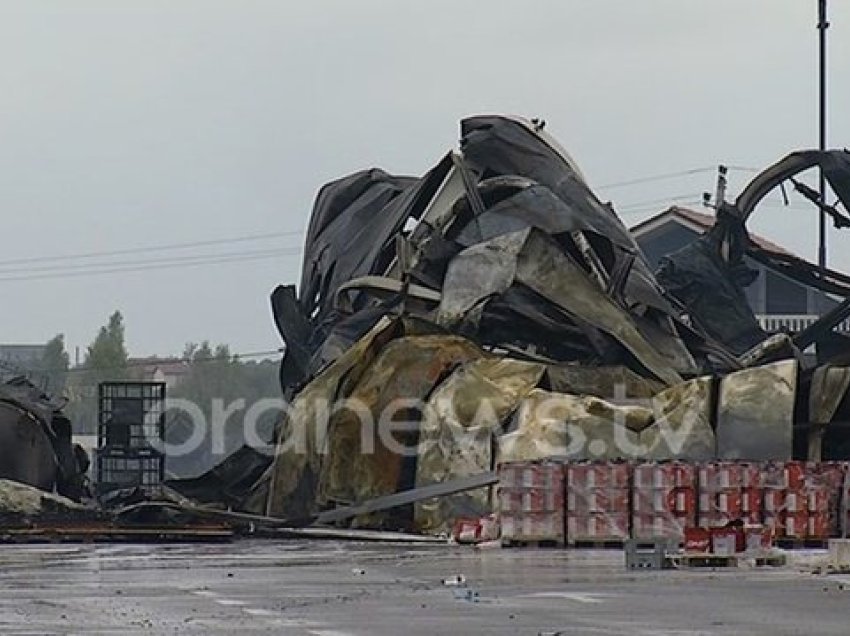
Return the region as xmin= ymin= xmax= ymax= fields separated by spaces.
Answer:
xmin=630 ymin=206 xmax=795 ymax=257
xmin=128 ymin=357 xmax=190 ymax=376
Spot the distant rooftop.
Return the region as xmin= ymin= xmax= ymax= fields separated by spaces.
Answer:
xmin=128 ymin=357 xmax=190 ymax=376
xmin=0 ymin=344 xmax=47 ymax=363
xmin=629 ymin=206 xmax=794 ymax=257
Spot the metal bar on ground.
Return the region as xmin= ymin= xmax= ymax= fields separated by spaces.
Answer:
xmin=315 ymin=471 xmax=498 ymax=524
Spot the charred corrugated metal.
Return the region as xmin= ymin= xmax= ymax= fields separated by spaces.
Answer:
xmin=250 ymin=117 xmax=850 ymax=533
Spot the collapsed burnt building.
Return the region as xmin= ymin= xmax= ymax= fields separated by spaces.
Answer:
xmin=234 ymin=116 xmax=850 ymax=533
xmin=0 ymin=377 xmax=91 ymax=504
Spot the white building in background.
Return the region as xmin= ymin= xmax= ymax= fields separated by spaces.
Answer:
xmin=128 ymin=357 xmax=190 ymax=390
xmin=0 ymin=344 xmax=47 ymax=367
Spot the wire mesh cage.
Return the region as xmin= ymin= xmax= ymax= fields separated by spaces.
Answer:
xmin=96 ymin=381 xmax=166 ymax=493
xmin=97 ymin=381 xmax=165 ymax=450
xmin=96 ymin=447 xmax=164 ymax=493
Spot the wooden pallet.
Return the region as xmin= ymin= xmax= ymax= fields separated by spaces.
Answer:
xmin=752 ymin=552 xmax=787 ymax=567
xmin=501 ymin=538 xmax=565 ymax=549
xmin=568 ymin=538 xmax=628 ymax=549
xmin=776 ymin=538 xmax=830 ymax=550
xmin=667 ymin=551 xmax=787 ymax=569
xmin=669 ymin=552 xmax=738 ymax=568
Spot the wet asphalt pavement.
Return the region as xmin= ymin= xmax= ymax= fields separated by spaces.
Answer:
xmin=0 ymin=539 xmax=847 ymax=635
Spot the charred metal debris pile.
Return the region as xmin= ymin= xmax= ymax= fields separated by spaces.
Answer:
xmin=0 ymin=378 xmax=90 ymax=506
xmin=9 ymin=116 xmax=850 ymax=540
xmin=212 ymin=116 xmax=850 ymax=533
xmin=231 ymin=115 xmax=850 ymax=535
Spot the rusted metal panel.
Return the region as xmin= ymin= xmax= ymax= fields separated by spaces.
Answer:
xmin=316 ymin=335 xmax=483 ymax=519
xmin=414 ymin=358 xmax=545 ymax=533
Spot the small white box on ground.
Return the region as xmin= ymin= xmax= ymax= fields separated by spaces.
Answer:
xmin=828 ymin=539 xmax=850 ymax=569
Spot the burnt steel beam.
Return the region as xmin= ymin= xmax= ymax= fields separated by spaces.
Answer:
xmin=315 ymin=471 xmax=498 ymax=525
xmin=794 ymin=295 xmax=850 ymax=351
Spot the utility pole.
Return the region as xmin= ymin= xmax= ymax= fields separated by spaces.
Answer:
xmin=818 ymin=0 xmax=829 ymax=270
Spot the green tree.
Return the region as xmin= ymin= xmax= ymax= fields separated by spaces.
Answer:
xmin=66 ymin=310 xmax=130 ymax=433
xmin=39 ymin=334 xmax=70 ymax=395
xmin=166 ymin=341 xmax=281 ymax=477
xmin=85 ymin=310 xmax=129 ymax=376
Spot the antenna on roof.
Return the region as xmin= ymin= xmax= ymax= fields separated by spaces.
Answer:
xmin=702 ymin=165 xmax=728 ymax=213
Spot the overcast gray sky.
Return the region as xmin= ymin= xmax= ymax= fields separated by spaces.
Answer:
xmin=1 ymin=0 xmax=849 ymax=358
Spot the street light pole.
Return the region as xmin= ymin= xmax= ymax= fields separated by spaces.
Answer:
xmin=818 ymin=0 xmax=829 ymax=270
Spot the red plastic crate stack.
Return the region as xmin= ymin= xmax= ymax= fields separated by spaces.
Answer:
xmin=762 ymin=461 xmax=809 ymax=539
xmin=632 ymin=462 xmax=697 ymax=541
xmin=497 ymin=462 xmax=565 ymax=544
xmin=566 ymin=462 xmax=630 ymax=543
xmin=762 ymin=461 xmax=845 ymax=540
xmin=698 ymin=462 xmax=762 ymax=528
xmin=808 ymin=462 xmax=849 ymax=538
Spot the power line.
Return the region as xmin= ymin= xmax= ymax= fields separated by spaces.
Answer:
xmin=597 ymin=167 xmax=715 ymax=190
xmin=616 ymin=192 xmax=705 ymax=211
xmin=0 ymin=250 xmax=300 ymax=283
xmin=754 ymin=201 xmax=820 ymax=211
xmin=597 ymin=165 xmax=759 ymax=190
xmin=0 ymin=230 xmax=303 ymax=267
xmin=616 ymin=190 xmax=829 ymax=218
xmin=0 ymin=246 xmax=302 ymax=275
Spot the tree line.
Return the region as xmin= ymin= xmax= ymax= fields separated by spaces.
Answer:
xmin=30 ymin=310 xmax=282 ymax=477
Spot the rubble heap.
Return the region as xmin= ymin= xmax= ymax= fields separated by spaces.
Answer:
xmin=240 ymin=116 xmax=850 ymax=534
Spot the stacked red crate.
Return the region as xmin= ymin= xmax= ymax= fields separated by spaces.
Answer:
xmin=762 ymin=461 xmax=808 ymax=539
xmin=497 ymin=461 xmax=565 ymax=544
xmin=632 ymin=462 xmax=697 ymax=541
xmin=698 ymin=462 xmax=762 ymax=527
xmin=763 ymin=461 xmax=844 ymax=539
xmin=566 ymin=462 xmax=630 ymax=543
xmin=809 ymin=461 xmax=849 ymax=537
xmin=499 ymin=460 xmax=848 ymax=547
